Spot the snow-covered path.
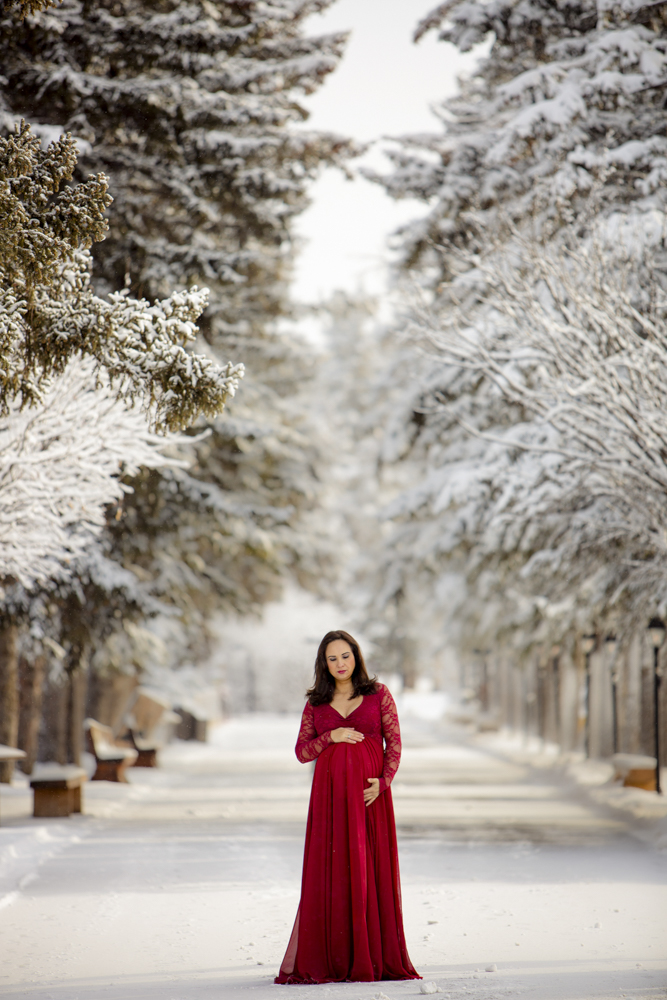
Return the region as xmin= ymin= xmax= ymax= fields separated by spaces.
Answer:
xmin=0 ymin=715 xmax=665 ymax=1000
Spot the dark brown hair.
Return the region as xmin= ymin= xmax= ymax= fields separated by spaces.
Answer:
xmin=307 ymin=630 xmax=378 ymax=706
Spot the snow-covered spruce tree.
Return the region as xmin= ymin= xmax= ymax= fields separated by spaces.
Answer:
xmin=361 ymin=0 xmax=667 ymax=682
xmin=369 ymin=0 xmax=667 ymax=278
xmin=97 ymin=316 xmax=331 ymax=688
xmin=0 ymin=0 xmax=356 ymax=648
xmin=0 ymin=0 xmax=353 ymax=318
xmin=0 ymin=121 xmax=242 ymax=429
xmin=0 ymin=0 xmax=353 ymax=419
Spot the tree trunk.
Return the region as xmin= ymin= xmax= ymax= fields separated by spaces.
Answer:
xmin=39 ymin=674 xmax=68 ymax=764
xmin=621 ymin=633 xmax=642 ymax=753
xmin=0 ymin=622 xmax=20 ymax=783
xmin=86 ymin=668 xmax=138 ymax=733
xmin=66 ymin=654 xmax=89 ymax=766
xmin=17 ymin=653 xmax=47 ymax=775
xmin=558 ymin=651 xmax=579 ymax=752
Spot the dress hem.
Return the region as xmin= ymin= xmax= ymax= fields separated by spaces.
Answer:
xmin=274 ymin=973 xmax=422 ymax=985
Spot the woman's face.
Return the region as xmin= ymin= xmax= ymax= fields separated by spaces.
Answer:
xmin=326 ymin=639 xmax=355 ymax=684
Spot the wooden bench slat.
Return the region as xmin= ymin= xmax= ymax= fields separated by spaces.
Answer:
xmin=30 ymin=777 xmax=83 ymax=790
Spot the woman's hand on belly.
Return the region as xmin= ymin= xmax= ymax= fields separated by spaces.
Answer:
xmin=363 ymin=777 xmax=380 ymax=806
xmin=331 ymin=727 xmax=365 ymax=744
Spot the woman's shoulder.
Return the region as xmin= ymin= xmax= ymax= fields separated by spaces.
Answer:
xmin=372 ymin=682 xmax=395 ymax=703
xmin=304 ymin=697 xmax=330 ymax=713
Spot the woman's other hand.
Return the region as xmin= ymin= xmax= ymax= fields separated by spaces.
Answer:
xmin=364 ymin=777 xmax=379 ymax=806
xmin=331 ymin=727 xmax=364 ymax=744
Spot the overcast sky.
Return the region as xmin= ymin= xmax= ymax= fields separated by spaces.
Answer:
xmin=291 ymin=0 xmax=478 ymax=303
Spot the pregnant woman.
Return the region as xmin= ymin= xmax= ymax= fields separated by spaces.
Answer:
xmin=275 ymin=629 xmax=420 ymax=985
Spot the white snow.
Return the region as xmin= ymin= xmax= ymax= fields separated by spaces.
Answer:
xmin=0 ymin=714 xmax=665 ymax=1000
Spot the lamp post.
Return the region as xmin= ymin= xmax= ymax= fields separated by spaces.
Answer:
xmin=647 ymin=618 xmax=665 ymax=794
xmin=551 ymin=644 xmax=561 ymax=740
xmin=582 ymin=634 xmax=597 ymax=757
xmin=473 ymin=648 xmax=491 ymax=712
xmin=536 ymin=652 xmax=548 ymax=744
xmin=605 ymin=634 xmax=618 ymax=754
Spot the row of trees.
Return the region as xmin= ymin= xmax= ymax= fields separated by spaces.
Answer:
xmin=0 ymin=0 xmax=355 ymax=777
xmin=345 ymin=0 xmax=667 ymax=762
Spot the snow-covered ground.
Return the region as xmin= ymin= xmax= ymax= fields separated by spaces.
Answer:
xmin=0 ymin=714 xmax=665 ymax=1000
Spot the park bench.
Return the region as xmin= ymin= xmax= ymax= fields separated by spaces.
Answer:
xmin=611 ymin=752 xmax=658 ymax=791
xmin=0 ymin=744 xmax=26 ymax=767
xmin=84 ymin=718 xmax=138 ymax=782
xmin=123 ymin=729 xmax=158 ymax=768
xmin=0 ymin=744 xmax=26 ymax=825
xmin=120 ymin=688 xmax=178 ymax=767
xmin=30 ymin=763 xmax=86 ymax=818
xmin=175 ymin=707 xmax=209 ymax=742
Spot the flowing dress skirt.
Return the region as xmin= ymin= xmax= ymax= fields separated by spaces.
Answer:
xmin=275 ymin=735 xmax=420 ymax=983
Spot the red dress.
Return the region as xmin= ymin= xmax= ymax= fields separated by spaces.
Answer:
xmin=275 ymin=683 xmax=420 ymax=984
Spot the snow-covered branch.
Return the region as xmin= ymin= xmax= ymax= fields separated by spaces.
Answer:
xmin=413 ymin=214 xmax=667 ymax=630
xmin=0 ymin=358 xmax=183 ymax=591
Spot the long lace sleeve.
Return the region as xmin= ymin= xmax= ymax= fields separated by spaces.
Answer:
xmin=378 ymin=685 xmax=402 ymax=793
xmin=295 ymin=701 xmax=332 ymax=763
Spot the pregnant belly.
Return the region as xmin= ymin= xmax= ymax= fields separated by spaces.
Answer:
xmin=316 ymin=735 xmax=383 ymax=794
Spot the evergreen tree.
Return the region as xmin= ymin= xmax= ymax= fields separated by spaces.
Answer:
xmin=0 ymin=120 xmax=242 ymax=429
xmin=361 ymin=0 xmax=667 ymax=673
xmin=0 ymin=0 xmax=353 ymax=321
xmin=370 ymin=0 xmax=667 ymax=281
xmin=0 ymin=0 xmax=356 ymax=627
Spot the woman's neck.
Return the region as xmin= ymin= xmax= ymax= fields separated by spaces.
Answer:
xmin=334 ymin=678 xmax=354 ymax=698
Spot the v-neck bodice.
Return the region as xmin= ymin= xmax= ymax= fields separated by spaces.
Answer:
xmin=329 ymin=696 xmax=364 ymax=721
xmin=294 ymin=684 xmax=403 ymax=796
xmin=322 ymin=695 xmax=379 ymax=734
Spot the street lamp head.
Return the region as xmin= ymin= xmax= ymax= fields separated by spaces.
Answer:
xmin=648 ymin=617 xmax=666 ymax=649
xmin=582 ymin=634 xmax=597 ymax=655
